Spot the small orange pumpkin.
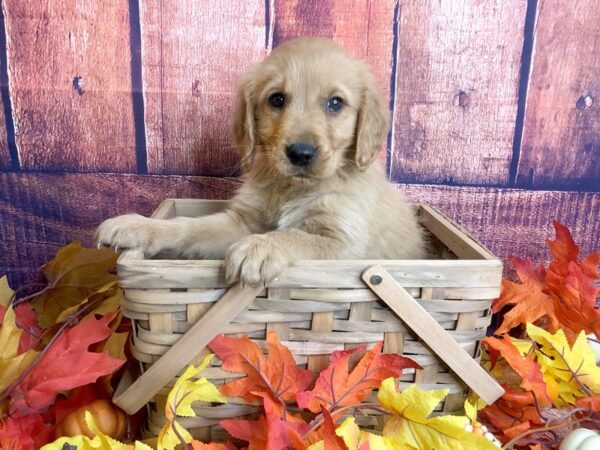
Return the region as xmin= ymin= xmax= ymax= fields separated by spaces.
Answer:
xmin=55 ymin=399 xmax=126 ymax=440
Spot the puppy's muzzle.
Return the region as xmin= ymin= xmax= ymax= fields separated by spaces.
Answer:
xmin=286 ymin=142 xmax=316 ymax=167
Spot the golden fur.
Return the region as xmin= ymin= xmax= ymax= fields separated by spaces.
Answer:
xmin=95 ymin=37 xmax=426 ymax=286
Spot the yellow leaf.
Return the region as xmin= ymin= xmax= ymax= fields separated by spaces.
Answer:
xmin=377 ymin=378 xmax=499 ymax=450
xmin=40 ymin=411 xmax=147 ymax=450
xmin=0 ymin=305 xmax=39 ymax=392
xmin=54 ymin=282 xmax=121 ymax=324
xmin=33 ymin=242 xmax=119 ymax=328
xmin=0 ymin=276 xmax=13 ymax=307
xmin=158 ymin=354 xmax=226 ymax=450
xmin=526 ymin=323 xmax=600 ymax=405
xmin=308 ymin=417 xmax=391 ymax=450
xmin=463 ymin=395 xmax=486 ymax=423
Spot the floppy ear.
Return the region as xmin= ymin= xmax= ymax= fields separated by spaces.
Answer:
xmin=354 ymin=71 xmax=390 ymax=171
xmin=232 ymin=77 xmax=256 ymax=172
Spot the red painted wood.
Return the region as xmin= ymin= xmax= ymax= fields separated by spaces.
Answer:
xmin=273 ymin=0 xmax=396 ymax=101
xmin=517 ymin=0 xmax=600 ymax=190
xmin=390 ymin=0 xmax=526 ymax=185
xmin=0 ymin=172 xmax=240 ymax=288
xmin=3 ymin=172 xmax=598 ymax=291
xmin=140 ymin=0 xmax=267 ymax=175
xmin=2 ymin=0 xmax=137 ymax=172
xmin=400 ymin=184 xmax=600 ymax=268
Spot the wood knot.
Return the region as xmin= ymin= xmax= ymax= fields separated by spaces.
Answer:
xmin=192 ymin=80 xmax=202 ymax=97
xmin=72 ymin=76 xmax=84 ymax=96
xmin=576 ymin=94 xmax=593 ymax=110
xmin=455 ymin=90 xmax=469 ymax=107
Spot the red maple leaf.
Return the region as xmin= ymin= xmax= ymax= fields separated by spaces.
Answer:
xmin=209 ymin=331 xmax=313 ymax=414
xmin=9 ymin=312 xmax=125 ymax=415
xmin=296 ymin=342 xmax=420 ymax=413
xmin=0 ymin=412 xmax=54 ymax=450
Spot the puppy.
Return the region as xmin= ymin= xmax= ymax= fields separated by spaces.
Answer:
xmin=95 ymin=37 xmax=426 ymax=286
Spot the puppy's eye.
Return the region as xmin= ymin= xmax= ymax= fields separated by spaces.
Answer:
xmin=326 ymin=96 xmax=344 ymax=114
xmin=268 ymin=93 xmax=285 ymax=108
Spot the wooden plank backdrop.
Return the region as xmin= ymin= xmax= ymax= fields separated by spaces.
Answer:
xmin=0 ymin=1 xmax=598 ymax=290
xmin=390 ymin=0 xmax=527 ymax=185
xmin=517 ymin=0 xmax=600 ymax=191
xmin=140 ymin=0 xmax=266 ymax=176
xmin=1 ymin=0 xmax=137 ymax=172
xmin=273 ymin=0 xmax=395 ymax=99
xmin=1 ymin=171 xmax=598 ymax=288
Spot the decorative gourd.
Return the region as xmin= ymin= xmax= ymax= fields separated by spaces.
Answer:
xmin=55 ymin=399 xmax=126 ymax=440
xmin=559 ymin=428 xmax=600 ymax=450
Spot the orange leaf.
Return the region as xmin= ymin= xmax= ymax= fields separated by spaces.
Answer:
xmin=492 ymin=258 xmax=560 ymax=335
xmin=483 ymin=336 xmax=551 ymax=405
xmin=576 ymin=394 xmax=600 ymax=411
xmin=492 ymin=222 xmax=600 ymax=339
xmin=319 ymin=407 xmax=349 ymax=450
xmin=296 ymin=342 xmax=420 ymax=413
xmin=209 ymin=331 xmax=313 ymax=410
xmin=220 ymin=396 xmax=308 ymax=450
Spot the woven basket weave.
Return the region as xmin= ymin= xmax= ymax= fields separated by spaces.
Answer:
xmin=115 ymin=199 xmax=503 ymax=441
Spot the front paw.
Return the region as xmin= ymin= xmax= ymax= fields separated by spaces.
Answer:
xmin=225 ymin=235 xmax=291 ymax=287
xmin=94 ymin=214 xmax=163 ymax=256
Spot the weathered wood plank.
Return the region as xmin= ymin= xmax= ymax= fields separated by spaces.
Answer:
xmin=390 ymin=0 xmax=526 ymax=185
xmin=0 ymin=172 xmax=240 ymax=287
xmin=400 ymin=184 xmax=600 ymax=268
xmin=2 ymin=173 xmax=598 ymax=289
xmin=273 ymin=0 xmax=396 ymax=101
xmin=1 ymin=0 xmax=137 ymax=172
xmin=140 ymin=0 xmax=266 ymax=175
xmin=0 ymin=4 xmax=14 ymax=169
xmin=516 ymin=0 xmax=600 ymax=190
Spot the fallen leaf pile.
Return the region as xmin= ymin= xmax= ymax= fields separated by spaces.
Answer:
xmin=0 ymin=242 xmax=128 ymax=449
xmin=478 ymin=221 xmax=600 ymax=449
xmin=1 ymin=220 xmax=598 ymax=449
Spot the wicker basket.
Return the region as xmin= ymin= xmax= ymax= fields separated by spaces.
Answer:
xmin=113 ymin=199 xmax=503 ymax=441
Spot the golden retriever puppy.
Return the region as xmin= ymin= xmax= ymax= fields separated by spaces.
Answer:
xmin=95 ymin=37 xmax=426 ymax=286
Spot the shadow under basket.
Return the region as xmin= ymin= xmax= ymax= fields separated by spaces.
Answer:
xmin=113 ymin=199 xmax=504 ymax=442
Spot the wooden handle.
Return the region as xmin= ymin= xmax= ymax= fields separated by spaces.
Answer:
xmin=113 ymin=283 xmax=263 ymax=413
xmin=362 ymin=265 xmax=504 ymax=405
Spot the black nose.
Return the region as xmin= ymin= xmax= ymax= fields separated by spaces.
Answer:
xmin=286 ymin=142 xmax=316 ymax=167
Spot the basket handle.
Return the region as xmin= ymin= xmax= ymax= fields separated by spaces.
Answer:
xmin=362 ymin=265 xmax=504 ymax=405
xmin=113 ymin=283 xmax=263 ymax=414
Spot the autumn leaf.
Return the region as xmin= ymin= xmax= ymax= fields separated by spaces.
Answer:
xmin=0 ymin=276 xmax=13 ymax=306
xmin=526 ymin=323 xmax=600 ymax=405
xmin=158 ymin=354 xmax=226 ymax=450
xmin=492 ymin=257 xmax=559 ymax=335
xmin=32 ymin=241 xmax=119 ymax=328
xmin=296 ymin=342 xmax=420 ymax=413
xmin=483 ymin=334 xmax=552 ymax=405
xmin=0 ymin=412 xmax=54 ymax=450
xmin=209 ymin=331 xmax=313 ymax=413
xmin=41 ymin=411 xmax=153 ymax=450
xmin=378 ymin=378 xmax=499 ymax=450
xmin=221 ymin=415 xmax=269 ymax=450
xmin=10 ymin=312 xmax=125 ymax=415
xmin=493 ymin=222 xmax=600 ymax=340
xmin=221 ymin=394 xmax=308 ymax=450
xmin=0 ymin=305 xmax=40 ymax=394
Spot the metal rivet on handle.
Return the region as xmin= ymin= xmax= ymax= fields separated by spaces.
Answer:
xmin=370 ymin=274 xmax=383 ymax=285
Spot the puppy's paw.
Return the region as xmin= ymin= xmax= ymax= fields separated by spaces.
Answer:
xmin=94 ymin=214 xmax=164 ymax=256
xmin=225 ymin=235 xmax=291 ymax=287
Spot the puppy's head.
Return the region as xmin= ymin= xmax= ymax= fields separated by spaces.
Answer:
xmin=233 ymin=37 xmax=389 ymax=181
